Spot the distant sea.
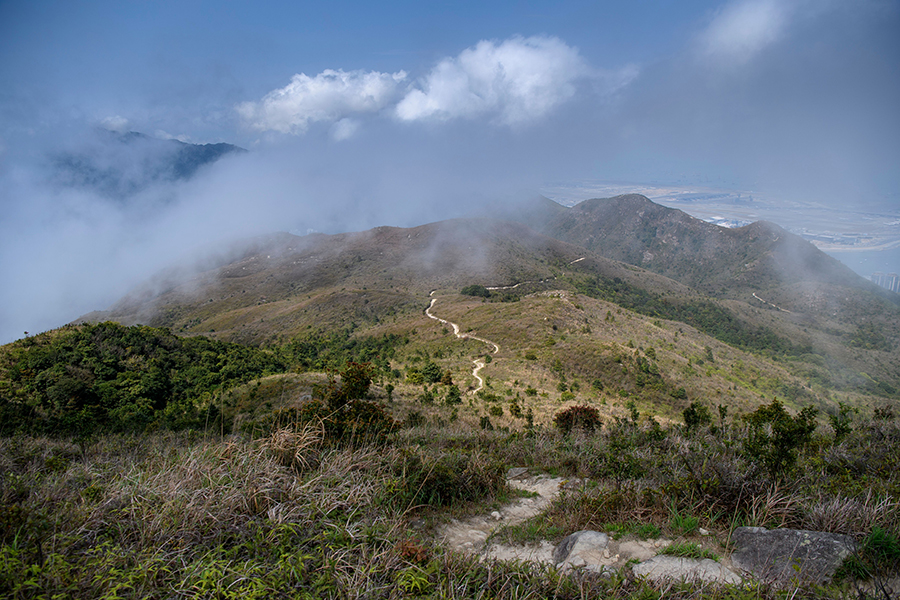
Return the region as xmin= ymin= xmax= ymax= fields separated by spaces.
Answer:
xmin=825 ymin=247 xmax=900 ymax=280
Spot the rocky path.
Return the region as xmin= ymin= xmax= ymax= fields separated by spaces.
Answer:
xmin=425 ymin=292 xmax=499 ymax=393
xmin=434 ymin=471 xmax=861 ymax=588
xmin=438 ymin=470 xmax=566 ymax=563
xmin=439 ymin=470 xmax=680 ymax=569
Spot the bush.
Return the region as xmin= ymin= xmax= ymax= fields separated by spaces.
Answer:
xmin=421 ymin=361 xmax=442 ymax=384
xmin=837 ymin=526 xmax=900 ymax=581
xmin=392 ymin=449 xmax=505 ymax=507
xmin=743 ymin=399 xmax=817 ymax=479
xmin=682 ymin=401 xmax=712 ymax=432
xmin=320 ymin=362 xmax=374 ymax=410
xmin=554 ymin=405 xmax=602 ymax=435
xmin=444 ymin=385 xmax=462 ymax=405
xmin=828 ymin=401 xmax=856 ymax=443
xmin=460 ymin=285 xmax=491 ymax=298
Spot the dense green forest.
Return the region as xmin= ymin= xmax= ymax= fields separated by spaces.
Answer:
xmin=0 ymin=323 xmax=407 ymax=436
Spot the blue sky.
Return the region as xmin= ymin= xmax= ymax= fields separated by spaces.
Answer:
xmin=1 ymin=0 xmax=899 ymax=341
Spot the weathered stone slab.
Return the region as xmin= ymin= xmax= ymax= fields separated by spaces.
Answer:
xmin=633 ymin=556 xmax=742 ymax=585
xmin=506 ymin=467 xmax=530 ymax=480
xmin=730 ymin=527 xmax=856 ymax=584
xmin=553 ymin=530 xmax=610 ymax=567
xmin=618 ymin=540 xmax=658 ymax=562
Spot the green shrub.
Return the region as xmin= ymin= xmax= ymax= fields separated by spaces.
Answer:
xmin=554 ymin=405 xmax=602 ymax=435
xmin=460 ymin=285 xmax=491 ymax=298
xmin=743 ymin=399 xmax=817 ymax=479
xmin=392 ymin=449 xmax=505 ymax=508
xmin=837 ymin=526 xmax=900 ymax=581
xmin=682 ymin=401 xmax=711 ymax=432
xmin=421 ymin=361 xmax=442 ymax=384
xmin=828 ymin=401 xmax=856 ymax=443
xmin=320 ymin=361 xmax=374 ymax=409
xmin=444 ymin=385 xmax=462 ymax=405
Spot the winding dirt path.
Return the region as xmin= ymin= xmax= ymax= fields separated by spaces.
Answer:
xmin=752 ymin=292 xmax=791 ymax=313
xmin=486 ymin=277 xmax=555 ymax=291
xmin=426 ymin=292 xmax=499 ymax=394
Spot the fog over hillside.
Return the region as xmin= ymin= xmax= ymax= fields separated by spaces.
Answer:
xmin=1 ymin=0 xmax=898 ymax=344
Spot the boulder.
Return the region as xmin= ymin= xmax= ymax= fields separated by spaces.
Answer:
xmin=553 ymin=530 xmax=609 ymax=568
xmin=730 ymin=527 xmax=856 ymax=584
xmin=633 ymin=556 xmax=742 ymax=585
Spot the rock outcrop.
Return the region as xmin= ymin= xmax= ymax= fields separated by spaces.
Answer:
xmin=730 ymin=527 xmax=856 ymax=584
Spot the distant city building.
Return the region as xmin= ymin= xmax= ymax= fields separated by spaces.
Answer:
xmin=871 ymin=272 xmax=900 ymax=293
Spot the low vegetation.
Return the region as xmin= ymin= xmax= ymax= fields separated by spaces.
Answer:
xmin=2 ymin=365 xmax=899 ymax=598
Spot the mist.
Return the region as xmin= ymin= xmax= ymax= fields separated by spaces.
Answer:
xmin=1 ymin=1 xmax=898 ymax=344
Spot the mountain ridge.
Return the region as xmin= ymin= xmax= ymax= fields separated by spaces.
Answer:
xmin=68 ymin=196 xmax=900 ymax=405
xmin=53 ymin=129 xmax=246 ymax=198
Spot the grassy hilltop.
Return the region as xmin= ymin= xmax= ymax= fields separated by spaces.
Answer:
xmin=2 ymin=195 xmax=899 ymax=598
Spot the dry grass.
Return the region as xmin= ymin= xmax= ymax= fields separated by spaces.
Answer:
xmin=2 ymin=409 xmax=899 ymax=598
xmin=804 ymin=493 xmax=900 ymax=537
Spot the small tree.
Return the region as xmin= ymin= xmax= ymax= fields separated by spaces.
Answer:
xmin=421 ymin=361 xmax=442 ymax=384
xmin=743 ymin=399 xmax=817 ymax=479
xmin=554 ymin=405 xmax=602 ymax=435
xmin=324 ymin=362 xmax=374 ymax=410
xmin=828 ymin=401 xmax=856 ymax=443
xmin=461 ymin=285 xmax=491 ymax=298
xmin=444 ymin=385 xmax=461 ymax=405
xmin=683 ymin=401 xmax=712 ymax=432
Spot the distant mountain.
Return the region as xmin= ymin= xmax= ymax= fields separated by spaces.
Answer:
xmin=53 ymin=129 xmax=245 ymax=198
xmin=504 ymin=194 xmax=900 ymax=326
xmin=71 ymin=199 xmax=900 ymax=402
xmin=518 ymin=194 xmax=881 ymax=296
xmin=84 ymin=218 xmax=692 ymax=342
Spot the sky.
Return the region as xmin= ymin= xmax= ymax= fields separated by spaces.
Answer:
xmin=1 ymin=0 xmax=899 ymax=343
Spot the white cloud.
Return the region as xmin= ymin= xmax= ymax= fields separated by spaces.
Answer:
xmin=154 ymin=129 xmax=193 ymax=143
xmin=395 ymin=36 xmax=590 ymax=126
xmin=330 ymin=118 xmax=359 ymax=141
xmin=698 ymin=0 xmax=791 ymax=66
xmin=237 ymin=69 xmax=407 ymax=134
xmin=100 ymin=115 xmax=130 ymax=132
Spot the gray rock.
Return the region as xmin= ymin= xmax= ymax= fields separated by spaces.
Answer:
xmin=731 ymin=527 xmax=856 ymax=584
xmin=617 ymin=540 xmax=657 ymax=562
xmin=506 ymin=467 xmax=530 ymax=480
xmin=633 ymin=556 xmax=742 ymax=585
xmin=553 ymin=530 xmax=610 ymax=566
